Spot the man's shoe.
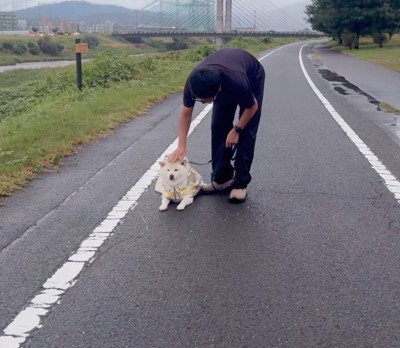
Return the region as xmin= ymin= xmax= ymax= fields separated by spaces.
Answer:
xmin=229 ymin=188 xmax=247 ymax=203
xmin=201 ymin=179 xmax=234 ymax=194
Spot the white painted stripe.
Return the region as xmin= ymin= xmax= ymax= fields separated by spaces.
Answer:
xmin=0 ymin=44 xmax=289 ymax=347
xmin=0 ymin=102 xmax=213 ymax=348
xmin=299 ymin=43 xmax=400 ymax=205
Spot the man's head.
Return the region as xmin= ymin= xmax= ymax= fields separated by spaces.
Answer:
xmin=189 ymin=67 xmax=221 ymax=103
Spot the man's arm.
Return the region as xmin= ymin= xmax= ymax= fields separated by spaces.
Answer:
xmin=168 ymin=106 xmax=193 ymax=162
xmin=225 ymin=99 xmax=258 ymax=148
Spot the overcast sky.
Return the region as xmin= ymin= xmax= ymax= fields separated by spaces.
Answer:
xmin=1 ymin=0 xmax=304 ymax=12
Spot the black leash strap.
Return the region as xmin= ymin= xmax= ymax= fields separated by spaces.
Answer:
xmin=189 ymin=144 xmax=237 ymax=167
xmin=188 ymin=159 xmax=212 ymax=166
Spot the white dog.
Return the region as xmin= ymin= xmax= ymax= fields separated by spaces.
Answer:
xmin=155 ymin=157 xmax=203 ymax=211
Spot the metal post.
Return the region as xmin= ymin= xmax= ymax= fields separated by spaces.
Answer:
xmin=75 ymin=38 xmax=83 ymax=91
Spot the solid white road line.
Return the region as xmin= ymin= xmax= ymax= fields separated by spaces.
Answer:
xmin=299 ymin=43 xmax=400 ymax=204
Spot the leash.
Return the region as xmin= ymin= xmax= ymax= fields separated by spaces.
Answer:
xmin=189 ymin=144 xmax=237 ymax=166
xmin=188 ymin=158 xmax=212 ymax=166
xmin=189 ymin=144 xmax=237 ymax=183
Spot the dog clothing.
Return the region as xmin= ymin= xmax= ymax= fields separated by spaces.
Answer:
xmin=155 ymin=166 xmax=204 ymax=202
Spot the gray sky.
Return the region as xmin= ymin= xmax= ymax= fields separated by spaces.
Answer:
xmin=1 ymin=0 xmax=304 ymax=12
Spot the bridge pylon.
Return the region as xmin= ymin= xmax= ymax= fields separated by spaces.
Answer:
xmin=216 ymin=0 xmax=232 ymax=33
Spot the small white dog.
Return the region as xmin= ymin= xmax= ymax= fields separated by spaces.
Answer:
xmin=155 ymin=157 xmax=203 ymax=211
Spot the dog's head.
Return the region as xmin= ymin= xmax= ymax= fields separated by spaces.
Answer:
xmin=159 ymin=157 xmax=190 ymax=187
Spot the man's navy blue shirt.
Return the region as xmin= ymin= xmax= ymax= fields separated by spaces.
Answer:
xmin=183 ymin=48 xmax=265 ymax=110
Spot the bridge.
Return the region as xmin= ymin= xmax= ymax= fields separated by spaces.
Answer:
xmin=112 ymin=0 xmax=322 ymax=41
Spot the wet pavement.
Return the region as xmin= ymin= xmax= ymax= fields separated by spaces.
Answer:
xmin=317 ymin=68 xmax=382 ymax=108
xmin=313 ymin=43 xmax=400 ymax=111
xmin=309 ymin=42 xmax=400 ymax=145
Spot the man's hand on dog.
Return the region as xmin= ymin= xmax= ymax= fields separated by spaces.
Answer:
xmin=168 ymin=147 xmax=186 ymax=163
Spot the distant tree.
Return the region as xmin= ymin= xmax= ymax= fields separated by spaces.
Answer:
xmin=305 ymin=0 xmax=400 ymax=48
xmin=385 ymin=0 xmax=400 ymax=38
xmin=31 ymin=27 xmax=39 ymax=33
xmin=52 ymin=27 xmax=59 ymax=35
xmin=38 ymin=36 xmax=64 ymax=56
xmin=306 ymin=0 xmax=343 ymax=41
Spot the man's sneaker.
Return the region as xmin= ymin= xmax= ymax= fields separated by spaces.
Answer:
xmin=229 ymin=188 xmax=247 ymax=203
xmin=201 ymin=179 xmax=234 ymax=194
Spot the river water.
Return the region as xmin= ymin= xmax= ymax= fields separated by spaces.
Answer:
xmin=0 ymin=60 xmax=76 ymax=73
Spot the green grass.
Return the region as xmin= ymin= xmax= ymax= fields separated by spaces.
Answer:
xmin=0 ymin=67 xmax=66 ymax=88
xmin=0 ymin=61 xmax=191 ymax=195
xmin=380 ymin=102 xmax=400 ymax=115
xmin=330 ymin=34 xmax=400 ymax=72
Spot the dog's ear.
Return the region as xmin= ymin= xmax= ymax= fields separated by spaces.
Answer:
xmin=181 ymin=156 xmax=189 ymax=166
xmin=159 ymin=161 xmax=166 ymax=167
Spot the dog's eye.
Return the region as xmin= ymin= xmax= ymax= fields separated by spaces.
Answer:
xmin=174 ymin=169 xmax=178 ymax=171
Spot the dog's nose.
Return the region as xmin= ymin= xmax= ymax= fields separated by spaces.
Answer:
xmin=169 ymin=174 xmax=174 ymax=180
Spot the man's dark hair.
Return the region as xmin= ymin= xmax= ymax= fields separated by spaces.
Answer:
xmin=188 ymin=67 xmax=220 ymax=99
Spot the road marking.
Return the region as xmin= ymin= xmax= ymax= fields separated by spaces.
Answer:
xmin=0 ymin=45 xmax=288 ymax=347
xmin=299 ymin=43 xmax=400 ymax=204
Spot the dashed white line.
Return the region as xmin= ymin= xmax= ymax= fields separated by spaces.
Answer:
xmin=0 ymin=105 xmax=214 ymax=348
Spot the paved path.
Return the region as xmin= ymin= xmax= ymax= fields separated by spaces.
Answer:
xmin=1 ymin=41 xmax=400 ymax=348
xmin=314 ymin=43 xmax=400 ymax=110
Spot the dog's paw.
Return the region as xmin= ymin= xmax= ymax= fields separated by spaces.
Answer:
xmin=177 ymin=197 xmax=193 ymax=211
xmin=159 ymin=204 xmax=168 ymax=211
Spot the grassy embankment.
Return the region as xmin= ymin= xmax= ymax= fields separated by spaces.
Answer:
xmin=329 ymin=34 xmax=400 ymax=114
xmin=0 ymin=35 xmax=300 ymax=197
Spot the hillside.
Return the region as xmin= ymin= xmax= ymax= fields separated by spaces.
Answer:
xmin=15 ymin=1 xmax=136 ymax=25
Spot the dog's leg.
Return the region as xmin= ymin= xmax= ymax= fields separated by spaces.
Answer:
xmin=177 ymin=197 xmax=193 ymax=211
xmin=159 ymin=197 xmax=170 ymax=211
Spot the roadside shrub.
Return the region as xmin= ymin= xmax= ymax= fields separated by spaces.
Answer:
xmin=183 ymin=45 xmax=216 ymax=62
xmin=165 ymin=38 xmax=189 ymax=51
xmin=27 ymin=42 xmax=40 ymax=55
xmin=81 ymin=35 xmax=100 ymax=48
xmin=84 ymin=52 xmax=138 ymax=88
xmin=12 ymin=44 xmax=27 ymax=55
xmin=262 ymin=37 xmax=272 ymax=44
xmin=2 ymin=41 xmax=14 ymax=51
xmin=38 ymin=36 xmax=64 ymax=56
xmin=228 ymin=36 xmax=248 ymax=49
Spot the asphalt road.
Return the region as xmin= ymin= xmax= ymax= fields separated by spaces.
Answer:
xmin=1 ymin=41 xmax=400 ymax=348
